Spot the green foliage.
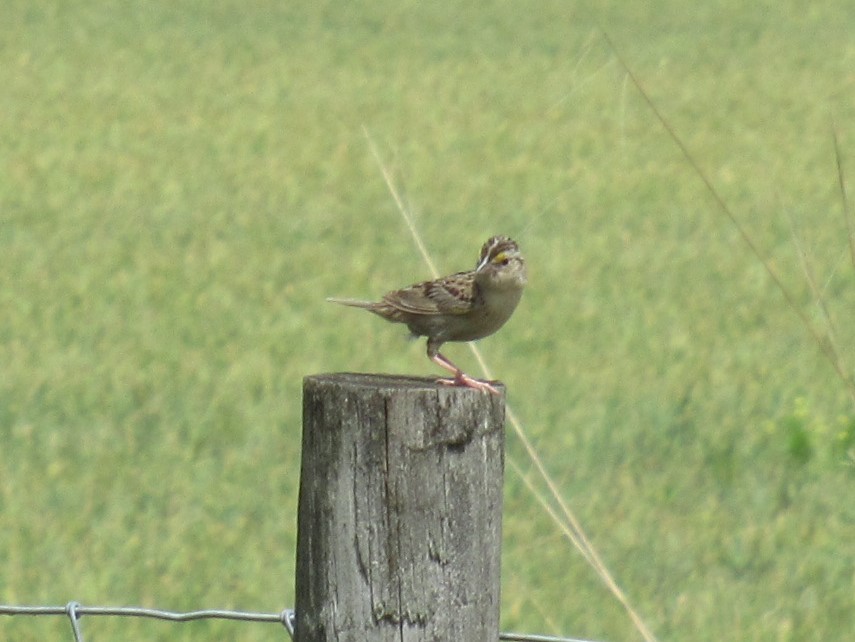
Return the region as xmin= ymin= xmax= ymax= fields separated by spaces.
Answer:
xmin=834 ymin=416 xmax=855 ymax=464
xmin=773 ymin=397 xmax=855 ymax=469
xmin=2 ymin=1 xmax=854 ymax=641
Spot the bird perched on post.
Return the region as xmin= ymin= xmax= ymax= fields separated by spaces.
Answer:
xmin=327 ymin=235 xmax=527 ymax=394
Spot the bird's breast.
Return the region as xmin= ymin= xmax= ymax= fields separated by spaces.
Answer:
xmin=441 ymin=284 xmax=524 ymax=343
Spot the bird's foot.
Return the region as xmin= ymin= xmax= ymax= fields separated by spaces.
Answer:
xmin=436 ymin=372 xmax=500 ymax=396
xmin=430 ymin=350 xmax=500 ymax=395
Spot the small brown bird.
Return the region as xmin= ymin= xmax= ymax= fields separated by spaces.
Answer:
xmin=328 ymin=235 xmax=527 ymax=394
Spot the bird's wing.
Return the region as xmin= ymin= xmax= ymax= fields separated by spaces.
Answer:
xmin=383 ymin=272 xmax=476 ymax=316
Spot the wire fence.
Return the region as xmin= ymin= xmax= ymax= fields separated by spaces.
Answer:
xmin=1 ymin=603 xmax=602 ymax=642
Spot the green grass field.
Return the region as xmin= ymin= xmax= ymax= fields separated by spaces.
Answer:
xmin=2 ymin=1 xmax=853 ymax=640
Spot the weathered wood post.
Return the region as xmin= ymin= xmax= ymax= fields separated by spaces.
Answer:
xmin=295 ymin=373 xmax=505 ymax=641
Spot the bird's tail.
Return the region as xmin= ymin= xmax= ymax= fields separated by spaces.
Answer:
xmin=326 ymin=297 xmax=376 ymax=309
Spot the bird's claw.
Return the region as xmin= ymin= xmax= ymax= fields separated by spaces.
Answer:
xmin=436 ymin=373 xmax=501 ymax=396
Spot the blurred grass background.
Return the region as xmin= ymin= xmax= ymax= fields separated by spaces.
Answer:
xmin=1 ymin=1 xmax=854 ymax=640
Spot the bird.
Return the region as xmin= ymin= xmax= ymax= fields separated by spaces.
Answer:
xmin=327 ymin=235 xmax=527 ymax=394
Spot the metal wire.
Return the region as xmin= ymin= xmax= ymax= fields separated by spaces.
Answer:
xmin=2 ymin=603 xmax=598 ymax=642
xmin=500 ymin=633 xmax=602 ymax=642
xmin=65 ymin=602 xmax=83 ymax=642
xmin=0 ymin=604 xmax=295 ymax=641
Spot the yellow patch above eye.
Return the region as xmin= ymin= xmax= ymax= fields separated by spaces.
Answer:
xmin=492 ymin=252 xmax=508 ymax=263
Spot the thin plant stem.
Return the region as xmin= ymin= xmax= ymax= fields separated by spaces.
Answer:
xmin=364 ymin=127 xmax=659 ymax=642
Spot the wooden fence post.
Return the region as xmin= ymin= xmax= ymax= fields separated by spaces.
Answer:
xmin=295 ymin=373 xmax=505 ymax=642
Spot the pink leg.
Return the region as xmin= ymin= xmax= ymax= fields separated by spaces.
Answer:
xmin=430 ymin=352 xmax=500 ymax=396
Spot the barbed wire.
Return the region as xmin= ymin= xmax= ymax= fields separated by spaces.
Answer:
xmin=0 ymin=604 xmax=294 ymax=641
xmin=1 ymin=603 xmax=602 ymax=642
xmin=501 ymin=633 xmax=603 ymax=642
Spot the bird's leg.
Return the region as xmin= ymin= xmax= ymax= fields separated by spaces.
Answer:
xmin=428 ymin=348 xmax=500 ymax=396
